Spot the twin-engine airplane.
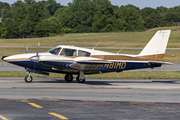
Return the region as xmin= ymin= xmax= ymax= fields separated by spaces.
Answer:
xmin=2 ymin=30 xmax=171 ymax=83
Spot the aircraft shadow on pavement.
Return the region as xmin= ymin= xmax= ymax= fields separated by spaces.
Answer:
xmin=34 ymin=79 xmax=111 ymax=85
xmin=33 ymin=79 xmax=180 ymax=85
xmin=151 ymin=80 xmax=180 ymax=84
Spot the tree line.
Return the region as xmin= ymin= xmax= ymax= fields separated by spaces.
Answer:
xmin=0 ymin=0 xmax=180 ymax=38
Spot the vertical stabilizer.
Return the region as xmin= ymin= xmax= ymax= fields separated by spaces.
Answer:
xmin=138 ymin=30 xmax=171 ymax=61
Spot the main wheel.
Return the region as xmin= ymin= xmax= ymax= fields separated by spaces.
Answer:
xmin=65 ymin=74 xmax=73 ymax=82
xmin=76 ymin=75 xmax=85 ymax=83
xmin=24 ymin=75 xmax=33 ymax=83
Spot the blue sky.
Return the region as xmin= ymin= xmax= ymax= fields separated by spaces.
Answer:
xmin=1 ymin=0 xmax=180 ymax=9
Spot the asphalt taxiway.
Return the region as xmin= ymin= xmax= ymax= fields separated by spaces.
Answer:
xmin=0 ymin=78 xmax=180 ymax=120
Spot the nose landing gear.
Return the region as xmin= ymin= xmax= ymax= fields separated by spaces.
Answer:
xmin=24 ymin=74 xmax=33 ymax=83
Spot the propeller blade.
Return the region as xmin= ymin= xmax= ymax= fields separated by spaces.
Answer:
xmin=25 ymin=46 xmax=28 ymax=53
xmin=30 ymin=42 xmax=40 ymax=72
xmin=36 ymin=42 xmax=40 ymax=57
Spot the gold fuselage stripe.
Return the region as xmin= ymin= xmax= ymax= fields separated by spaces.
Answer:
xmin=4 ymin=54 xmax=164 ymax=62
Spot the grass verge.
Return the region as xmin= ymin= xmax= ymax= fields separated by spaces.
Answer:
xmin=0 ymin=71 xmax=180 ymax=79
xmin=0 ymin=26 xmax=180 ymax=48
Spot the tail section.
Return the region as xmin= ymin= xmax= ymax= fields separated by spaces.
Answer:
xmin=138 ymin=30 xmax=171 ymax=61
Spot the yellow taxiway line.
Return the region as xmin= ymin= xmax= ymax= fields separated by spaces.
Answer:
xmin=28 ymin=103 xmax=43 ymax=108
xmin=0 ymin=115 xmax=8 ymax=120
xmin=49 ymin=112 xmax=68 ymax=120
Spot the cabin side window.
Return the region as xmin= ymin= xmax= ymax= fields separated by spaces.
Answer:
xmin=78 ymin=50 xmax=91 ymax=57
xmin=60 ymin=48 xmax=77 ymax=56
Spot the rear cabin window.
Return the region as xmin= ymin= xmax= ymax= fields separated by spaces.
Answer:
xmin=60 ymin=49 xmax=77 ymax=56
xmin=78 ymin=50 xmax=91 ymax=57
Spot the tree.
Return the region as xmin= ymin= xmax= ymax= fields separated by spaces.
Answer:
xmin=0 ymin=2 xmax=12 ymax=23
xmin=19 ymin=20 xmax=34 ymax=36
xmin=92 ymin=0 xmax=114 ymax=20
xmin=141 ymin=7 xmax=164 ymax=28
xmin=24 ymin=0 xmax=36 ymax=4
xmin=115 ymin=5 xmax=144 ymax=31
xmin=11 ymin=0 xmax=23 ymax=8
xmin=0 ymin=23 xmax=8 ymax=38
xmin=46 ymin=0 xmax=62 ymax=16
xmin=68 ymin=0 xmax=95 ymax=31
xmin=116 ymin=19 xmax=128 ymax=31
xmin=34 ymin=17 xmax=61 ymax=36
xmin=13 ymin=3 xmax=27 ymax=27
xmin=156 ymin=6 xmax=168 ymax=13
xmin=92 ymin=15 xmax=113 ymax=32
xmin=4 ymin=18 xmax=19 ymax=37
xmin=26 ymin=1 xmax=51 ymax=26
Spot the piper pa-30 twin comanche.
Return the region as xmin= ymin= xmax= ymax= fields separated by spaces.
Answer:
xmin=2 ymin=30 xmax=171 ymax=83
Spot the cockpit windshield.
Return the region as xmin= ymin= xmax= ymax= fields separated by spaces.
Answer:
xmin=48 ymin=47 xmax=62 ymax=55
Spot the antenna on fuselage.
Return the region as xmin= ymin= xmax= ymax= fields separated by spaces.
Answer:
xmin=92 ymin=41 xmax=101 ymax=50
xmin=117 ymin=45 xmax=126 ymax=54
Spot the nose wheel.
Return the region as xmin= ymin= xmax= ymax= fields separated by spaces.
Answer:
xmin=24 ymin=74 xmax=33 ymax=83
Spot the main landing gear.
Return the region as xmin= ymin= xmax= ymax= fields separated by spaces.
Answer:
xmin=64 ymin=71 xmax=86 ymax=83
xmin=64 ymin=74 xmax=73 ymax=82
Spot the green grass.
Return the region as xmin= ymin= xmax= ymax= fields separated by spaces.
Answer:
xmin=0 ymin=26 xmax=180 ymax=48
xmin=0 ymin=71 xmax=180 ymax=79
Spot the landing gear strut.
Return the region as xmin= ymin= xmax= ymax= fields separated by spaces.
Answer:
xmin=76 ymin=76 xmax=85 ymax=83
xmin=76 ymin=71 xmax=86 ymax=83
xmin=24 ymin=74 xmax=33 ymax=83
xmin=64 ymin=74 xmax=73 ymax=82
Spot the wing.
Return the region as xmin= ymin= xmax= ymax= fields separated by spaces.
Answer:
xmin=69 ymin=57 xmax=111 ymax=71
xmin=36 ymin=55 xmax=111 ymax=71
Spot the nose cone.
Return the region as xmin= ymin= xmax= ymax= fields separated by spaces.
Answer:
xmin=2 ymin=56 xmax=8 ymax=61
xmin=30 ymin=56 xmax=39 ymax=63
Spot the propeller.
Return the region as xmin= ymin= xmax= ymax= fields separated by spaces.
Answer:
xmin=25 ymin=46 xmax=28 ymax=53
xmin=30 ymin=42 xmax=40 ymax=72
xmin=36 ymin=42 xmax=40 ymax=57
xmin=30 ymin=42 xmax=40 ymax=63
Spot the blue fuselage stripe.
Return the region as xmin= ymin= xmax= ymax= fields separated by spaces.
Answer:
xmin=8 ymin=61 xmax=161 ymax=73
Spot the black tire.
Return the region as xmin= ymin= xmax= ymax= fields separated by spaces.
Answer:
xmin=24 ymin=75 xmax=33 ymax=83
xmin=65 ymin=74 xmax=73 ymax=82
xmin=76 ymin=75 xmax=85 ymax=83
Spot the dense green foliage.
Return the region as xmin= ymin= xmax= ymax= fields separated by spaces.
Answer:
xmin=0 ymin=0 xmax=180 ymax=38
